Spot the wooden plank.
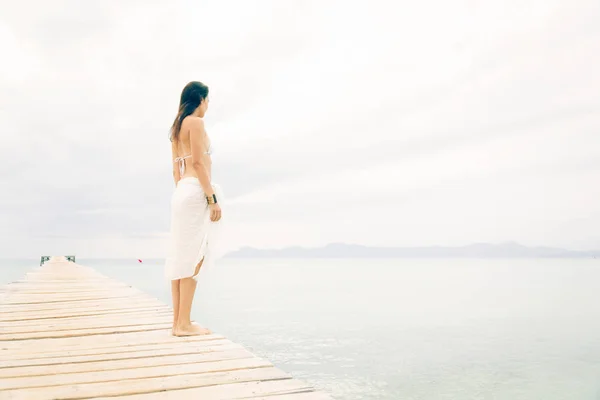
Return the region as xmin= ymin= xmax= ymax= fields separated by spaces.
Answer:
xmin=0 ymin=322 xmax=172 ymax=341
xmin=4 ymin=289 xmax=130 ymax=295
xmin=4 ymin=287 xmax=145 ymax=300
xmin=7 ymin=279 xmax=128 ymax=285
xmin=1 ymin=294 xmax=156 ymax=305
xmin=1 ymin=291 xmax=150 ymax=304
xmin=1 ymin=364 xmax=285 ymax=400
xmin=92 ymin=379 xmax=317 ymax=399
xmin=3 ymin=284 xmax=130 ymax=292
xmin=0 ymin=305 xmax=172 ymax=322
xmin=5 ymin=282 xmax=127 ymax=289
xmin=0 ymin=304 xmax=166 ymax=318
xmin=0 ymin=349 xmax=259 ymax=384
xmin=1 ymin=339 xmax=238 ymax=365
xmin=3 ymin=280 xmax=129 ymax=287
xmin=0 ymin=297 xmax=165 ymax=313
xmin=3 ymin=283 xmax=139 ymax=292
xmin=0 ymin=303 xmax=172 ymax=321
xmin=1 ymin=315 xmax=174 ymax=333
xmin=0 ymin=329 xmax=222 ymax=351
xmin=0 ymin=315 xmax=173 ymax=334
xmin=246 ymin=392 xmax=334 ymax=399
xmin=3 ymin=309 xmax=173 ymax=327
xmin=1 ymin=294 xmax=161 ymax=304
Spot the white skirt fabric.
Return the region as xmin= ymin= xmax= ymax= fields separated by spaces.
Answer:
xmin=165 ymin=177 xmax=224 ymax=281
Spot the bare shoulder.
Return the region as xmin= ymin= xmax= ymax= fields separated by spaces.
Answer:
xmin=184 ymin=116 xmax=205 ymax=131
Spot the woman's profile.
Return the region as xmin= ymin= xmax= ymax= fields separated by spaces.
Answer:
xmin=165 ymin=81 xmax=223 ymax=336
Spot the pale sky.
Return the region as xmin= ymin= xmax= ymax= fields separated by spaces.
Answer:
xmin=0 ymin=0 xmax=599 ymax=258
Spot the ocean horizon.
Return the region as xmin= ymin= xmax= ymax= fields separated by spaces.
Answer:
xmin=2 ymin=257 xmax=599 ymax=399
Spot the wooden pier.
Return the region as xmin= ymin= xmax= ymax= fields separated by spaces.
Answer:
xmin=0 ymin=256 xmax=332 ymax=399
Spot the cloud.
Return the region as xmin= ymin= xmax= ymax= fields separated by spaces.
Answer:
xmin=0 ymin=0 xmax=599 ymax=257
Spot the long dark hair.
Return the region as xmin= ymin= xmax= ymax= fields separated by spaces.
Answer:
xmin=170 ymin=81 xmax=209 ymax=142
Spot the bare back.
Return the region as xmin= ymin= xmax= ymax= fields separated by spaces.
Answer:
xmin=174 ymin=116 xmax=212 ymax=180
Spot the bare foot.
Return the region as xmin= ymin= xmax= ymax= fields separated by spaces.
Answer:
xmin=171 ymin=320 xmax=202 ymax=336
xmin=173 ymin=323 xmax=211 ymax=336
xmin=171 ymin=320 xmax=199 ymax=336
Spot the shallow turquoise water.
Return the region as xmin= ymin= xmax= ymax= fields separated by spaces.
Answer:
xmin=2 ymin=257 xmax=600 ymax=399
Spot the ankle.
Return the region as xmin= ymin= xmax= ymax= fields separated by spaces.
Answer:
xmin=176 ymin=321 xmax=191 ymax=329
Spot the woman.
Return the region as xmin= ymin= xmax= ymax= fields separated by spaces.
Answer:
xmin=165 ymin=81 xmax=223 ymax=336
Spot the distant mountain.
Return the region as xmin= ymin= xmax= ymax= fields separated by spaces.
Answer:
xmin=225 ymin=242 xmax=600 ymax=258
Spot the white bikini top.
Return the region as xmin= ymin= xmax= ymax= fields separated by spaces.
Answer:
xmin=173 ymin=145 xmax=213 ymax=176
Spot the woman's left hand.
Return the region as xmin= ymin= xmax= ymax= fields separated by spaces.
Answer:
xmin=209 ymin=203 xmax=222 ymax=222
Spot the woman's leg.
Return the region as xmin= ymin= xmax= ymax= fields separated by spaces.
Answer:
xmin=171 ymin=280 xmax=181 ymax=334
xmin=173 ymin=259 xmax=211 ymax=336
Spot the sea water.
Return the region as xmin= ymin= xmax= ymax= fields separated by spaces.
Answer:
xmin=1 ymin=257 xmax=599 ymax=400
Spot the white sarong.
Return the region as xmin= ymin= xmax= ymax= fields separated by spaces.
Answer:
xmin=165 ymin=177 xmax=224 ymax=280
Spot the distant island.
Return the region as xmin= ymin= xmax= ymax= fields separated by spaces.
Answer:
xmin=225 ymin=242 xmax=600 ymax=258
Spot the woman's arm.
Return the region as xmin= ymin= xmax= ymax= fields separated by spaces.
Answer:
xmin=171 ymin=140 xmax=181 ymax=186
xmin=189 ymin=117 xmax=215 ymax=198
